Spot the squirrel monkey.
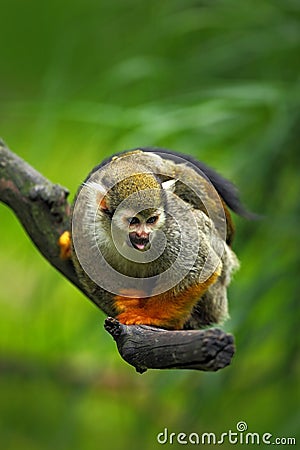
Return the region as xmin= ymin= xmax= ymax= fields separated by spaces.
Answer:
xmin=60 ymin=148 xmax=249 ymax=330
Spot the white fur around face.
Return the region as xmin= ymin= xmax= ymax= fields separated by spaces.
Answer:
xmin=84 ymin=181 xmax=107 ymax=196
xmin=161 ymin=179 xmax=177 ymax=192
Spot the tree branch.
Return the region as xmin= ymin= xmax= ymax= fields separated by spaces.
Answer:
xmin=0 ymin=140 xmax=235 ymax=373
xmin=104 ymin=317 xmax=235 ymax=373
xmin=0 ymin=139 xmax=78 ymax=285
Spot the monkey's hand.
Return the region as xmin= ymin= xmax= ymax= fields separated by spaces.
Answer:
xmin=58 ymin=230 xmax=72 ymax=259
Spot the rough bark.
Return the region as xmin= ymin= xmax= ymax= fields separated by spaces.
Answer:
xmin=105 ymin=317 xmax=234 ymax=373
xmin=0 ymin=140 xmax=235 ymax=373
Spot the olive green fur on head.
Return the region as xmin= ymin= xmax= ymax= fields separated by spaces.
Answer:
xmin=106 ymin=173 xmax=163 ymax=212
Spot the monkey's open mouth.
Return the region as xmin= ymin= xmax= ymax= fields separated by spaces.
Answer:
xmin=129 ymin=234 xmax=150 ymax=251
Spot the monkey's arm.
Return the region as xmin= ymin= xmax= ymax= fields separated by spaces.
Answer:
xmin=0 ymin=140 xmax=235 ymax=372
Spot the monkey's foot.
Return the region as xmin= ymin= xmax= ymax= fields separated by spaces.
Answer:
xmin=116 ymin=311 xmax=180 ymax=330
xmin=117 ymin=312 xmax=154 ymax=326
xmin=58 ymin=230 xmax=72 ymax=259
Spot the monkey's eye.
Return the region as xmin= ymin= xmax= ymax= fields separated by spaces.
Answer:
xmin=127 ymin=217 xmax=140 ymax=225
xmin=146 ymin=215 xmax=159 ymax=225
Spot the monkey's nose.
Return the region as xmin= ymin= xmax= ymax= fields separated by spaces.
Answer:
xmin=136 ymin=230 xmax=149 ymax=239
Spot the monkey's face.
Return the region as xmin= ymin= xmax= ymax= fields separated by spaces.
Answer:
xmin=114 ymin=207 xmax=165 ymax=252
xmin=87 ymin=178 xmax=173 ymax=257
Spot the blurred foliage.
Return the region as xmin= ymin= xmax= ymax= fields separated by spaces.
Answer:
xmin=0 ymin=0 xmax=299 ymax=449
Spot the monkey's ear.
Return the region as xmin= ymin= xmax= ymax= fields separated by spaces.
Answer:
xmin=85 ymin=181 xmax=107 ymax=207
xmin=85 ymin=181 xmax=106 ymax=195
xmin=161 ymin=179 xmax=177 ymax=192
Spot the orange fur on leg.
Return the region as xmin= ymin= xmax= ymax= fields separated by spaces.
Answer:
xmin=114 ymin=270 xmax=220 ymax=329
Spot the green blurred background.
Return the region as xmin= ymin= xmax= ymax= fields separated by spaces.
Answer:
xmin=0 ymin=1 xmax=299 ymax=449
